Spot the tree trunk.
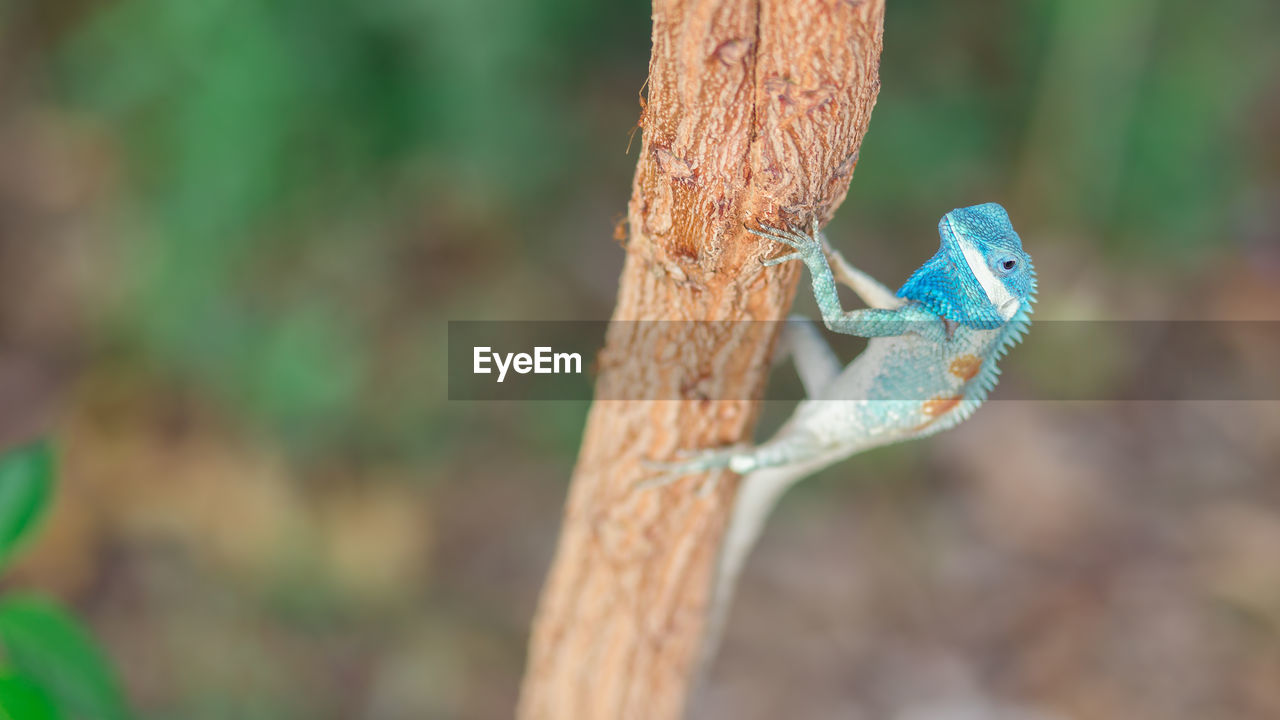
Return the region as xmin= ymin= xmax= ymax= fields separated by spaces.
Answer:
xmin=518 ymin=1 xmax=884 ymax=718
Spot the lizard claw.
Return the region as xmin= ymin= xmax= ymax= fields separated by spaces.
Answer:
xmin=761 ymin=252 xmax=802 ymax=267
xmin=748 ymin=225 xmax=802 ymax=249
xmin=636 ymin=444 xmax=750 ymax=492
xmin=749 ymin=220 xmax=823 ymax=267
xmin=633 ymin=469 xmax=683 ymax=491
xmin=635 ymin=465 xmax=732 ymax=496
xmin=636 ymin=455 xmax=695 ymax=489
xmin=634 ymin=471 xmax=728 ymax=497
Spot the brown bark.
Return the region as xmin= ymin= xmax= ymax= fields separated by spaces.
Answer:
xmin=518 ymin=1 xmax=884 ymax=718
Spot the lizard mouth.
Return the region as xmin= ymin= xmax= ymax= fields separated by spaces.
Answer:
xmin=998 ymin=297 xmax=1021 ymax=318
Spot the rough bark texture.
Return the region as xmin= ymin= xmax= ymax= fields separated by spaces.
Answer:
xmin=518 ymin=1 xmax=884 ymax=718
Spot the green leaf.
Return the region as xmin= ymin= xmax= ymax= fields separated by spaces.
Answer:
xmin=0 ymin=441 xmax=54 ymax=570
xmin=0 ymin=596 xmax=128 ymax=720
xmin=0 ymin=673 xmax=61 ymax=720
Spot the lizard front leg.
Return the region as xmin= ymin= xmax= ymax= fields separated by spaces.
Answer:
xmin=752 ymin=220 xmax=920 ymax=338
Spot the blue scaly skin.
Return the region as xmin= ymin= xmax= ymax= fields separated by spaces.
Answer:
xmin=654 ymin=202 xmax=1036 ymax=477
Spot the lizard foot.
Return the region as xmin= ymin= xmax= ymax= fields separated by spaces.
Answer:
xmin=749 ymin=218 xmax=823 ymax=268
xmin=637 ymin=444 xmax=752 ymax=495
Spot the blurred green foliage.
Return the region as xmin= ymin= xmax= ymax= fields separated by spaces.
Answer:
xmin=843 ymin=0 xmax=1280 ymax=259
xmin=0 ymin=673 xmax=61 ymax=720
xmin=0 ymin=442 xmax=52 ymax=572
xmin=43 ymin=0 xmax=647 ymax=461
xmin=0 ymin=596 xmax=131 ymax=720
xmin=0 ymin=444 xmax=131 ymax=720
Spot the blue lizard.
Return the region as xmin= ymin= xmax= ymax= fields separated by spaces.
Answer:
xmin=659 ymin=202 xmax=1035 ymax=477
xmin=656 ymin=203 xmax=1036 ymax=668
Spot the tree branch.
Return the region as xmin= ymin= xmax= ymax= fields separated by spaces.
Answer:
xmin=518 ymin=1 xmax=883 ymax=717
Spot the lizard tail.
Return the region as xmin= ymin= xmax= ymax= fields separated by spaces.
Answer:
xmin=695 ymin=441 xmax=850 ymax=683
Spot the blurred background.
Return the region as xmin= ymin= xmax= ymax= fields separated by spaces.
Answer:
xmin=1 ymin=0 xmax=1279 ymax=717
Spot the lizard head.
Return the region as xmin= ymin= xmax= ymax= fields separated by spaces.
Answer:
xmin=896 ymin=202 xmax=1036 ymax=329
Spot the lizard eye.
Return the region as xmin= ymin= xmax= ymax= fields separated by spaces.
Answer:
xmin=997 ymin=257 xmax=1017 ymax=274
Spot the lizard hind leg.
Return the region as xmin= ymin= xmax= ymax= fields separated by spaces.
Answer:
xmin=637 ymin=433 xmax=819 ymax=493
xmin=724 ymin=432 xmax=825 ymax=475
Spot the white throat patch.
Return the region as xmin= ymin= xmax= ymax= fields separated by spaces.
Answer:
xmin=949 ymin=216 xmax=1019 ymax=321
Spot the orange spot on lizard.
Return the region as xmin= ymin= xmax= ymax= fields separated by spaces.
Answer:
xmin=949 ymin=354 xmax=982 ymax=381
xmin=922 ymin=395 xmax=963 ymax=417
